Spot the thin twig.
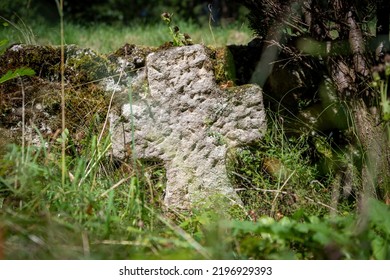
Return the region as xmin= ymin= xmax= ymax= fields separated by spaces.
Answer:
xmin=271 ymin=170 xmax=296 ymax=216
xmin=18 ymin=77 xmax=25 ymax=161
xmin=100 ymin=176 xmax=133 ymax=198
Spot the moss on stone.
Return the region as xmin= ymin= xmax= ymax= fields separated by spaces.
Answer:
xmin=0 ymin=44 xmax=61 ymax=79
xmin=208 ymin=46 xmax=236 ymax=85
xmin=0 ymin=44 xmax=116 ymax=151
xmin=107 ymin=43 xmax=156 ymax=71
xmin=65 ymin=45 xmax=112 ymax=85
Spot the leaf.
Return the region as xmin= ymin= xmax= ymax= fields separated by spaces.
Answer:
xmin=0 ymin=39 xmax=7 ymax=46
xmin=295 ymin=223 xmax=310 ymax=233
xmin=230 ymin=220 xmax=260 ymax=234
xmin=0 ymin=67 xmax=35 ymax=84
xmin=0 ymin=39 xmax=8 ymax=54
xmin=230 ymin=218 xmax=274 ymax=235
xmin=371 ymin=237 xmax=388 ymax=260
xmin=0 ymin=41 xmax=7 ymax=55
xmin=368 ymin=199 xmax=390 ymax=234
xmin=56 ymin=128 xmax=69 ymax=144
xmin=312 ymin=230 xmax=332 ymax=245
xmin=386 ymin=65 xmax=390 ymax=77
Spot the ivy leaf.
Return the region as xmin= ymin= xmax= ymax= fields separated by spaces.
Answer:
xmin=0 ymin=67 xmax=35 ymax=84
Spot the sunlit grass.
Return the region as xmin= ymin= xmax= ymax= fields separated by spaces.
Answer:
xmin=3 ymin=19 xmax=254 ymax=53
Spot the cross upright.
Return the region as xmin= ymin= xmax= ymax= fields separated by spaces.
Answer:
xmin=110 ymin=44 xmax=266 ymax=210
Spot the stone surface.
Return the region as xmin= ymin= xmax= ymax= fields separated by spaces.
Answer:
xmin=110 ymin=44 xmax=267 ymax=210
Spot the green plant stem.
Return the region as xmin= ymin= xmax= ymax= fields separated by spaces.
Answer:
xmin=18 ymin=77 xmax=25 ymax=162
xmin=56 ymin=0 xmax=66 ymax=187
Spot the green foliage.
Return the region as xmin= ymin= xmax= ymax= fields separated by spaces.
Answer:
xmin=1 ymin=15 xmax=36 ymax=45
xmin=230 ymin=199 xmax=390 ymax=259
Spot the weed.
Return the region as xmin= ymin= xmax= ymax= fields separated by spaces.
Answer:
xmin=161 ymin=12 xmax=192 ymax=46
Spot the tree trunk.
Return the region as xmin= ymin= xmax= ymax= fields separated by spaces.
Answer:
xmin=352 ymin=99 xmax=390 ymax=199
xmin=327 ymin=4 xmax=390 ymax=202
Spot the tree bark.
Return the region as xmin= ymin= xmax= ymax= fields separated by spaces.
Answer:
xmin=326 ymin=3 xmax=390 ymax=202
xmin=347 ymin=10 xmax=369 ymax=76
xmin=352 ymin=99 xmax=390 ymax=199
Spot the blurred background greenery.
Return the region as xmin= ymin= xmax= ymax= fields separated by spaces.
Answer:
xmin=1 ymin=0 xmax=248 ymax=25
xmin=0 ymin=0 xmax=253 ymax=52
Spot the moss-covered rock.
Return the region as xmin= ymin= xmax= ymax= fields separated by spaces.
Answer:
xmin=107 ymin=43 xmax=156 ymax=71
xmin=208 ymin=46 xmax=237 ymax=85
xmin=0 ymin=43 xmax=154 ymax=153
xmin=0 ymin=44 xmax=61 ymax=80
xmin=65 ymin=45 xmax=112 ymax=84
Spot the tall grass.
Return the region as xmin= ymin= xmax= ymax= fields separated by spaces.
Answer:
xmin=0 ymin=15 xmax=35 ymax=45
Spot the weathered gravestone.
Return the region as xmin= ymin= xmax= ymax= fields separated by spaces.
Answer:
xmin=110 ymin=44 xmax=267 ymax=210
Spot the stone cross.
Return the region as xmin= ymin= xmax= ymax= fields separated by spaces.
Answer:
xmin=110 ymin=44 xmax=266 ymax=210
